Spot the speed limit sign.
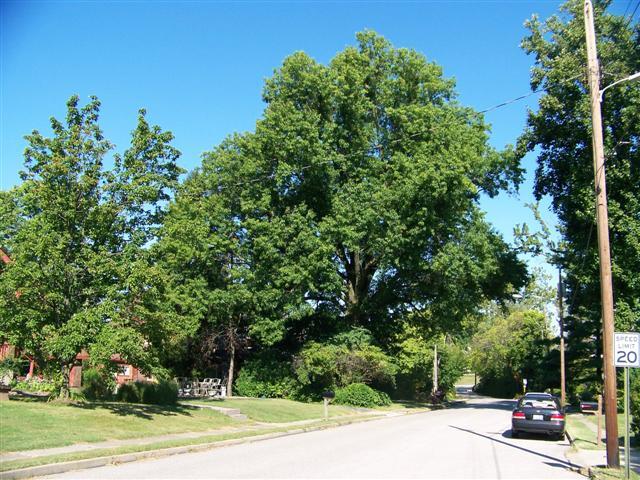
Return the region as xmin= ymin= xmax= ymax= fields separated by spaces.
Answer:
xmin=614 ymin=332 xmax=640 ymax=368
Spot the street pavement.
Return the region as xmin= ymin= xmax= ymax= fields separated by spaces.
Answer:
xmin=44 ymin=395 xmax=583 ymax=479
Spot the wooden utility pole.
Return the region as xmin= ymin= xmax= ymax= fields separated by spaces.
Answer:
xmin=583 ymin=0 xmax=619 ymax=468
xmin=558 ymin=268 xmax=566 ymax=406
xmin=432 ymin=343 xmax=438 ymax=395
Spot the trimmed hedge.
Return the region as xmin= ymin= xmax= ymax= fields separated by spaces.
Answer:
xmin=334 ymin=383 xmax=391 ymax=408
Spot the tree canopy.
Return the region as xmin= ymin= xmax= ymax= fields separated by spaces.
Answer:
xmin=0 ymin=96 xmax=184 ymax=395
xmin=517 ymin=0 xmax=640 ymax=387
xmin=158 ymin=31 xmax=527 ymax=395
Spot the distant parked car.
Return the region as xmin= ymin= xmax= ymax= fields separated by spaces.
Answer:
xmin=579 ymin=398 xmax=601 ymax=414
xmin=511 ymin=392 xmax=565 ymax=440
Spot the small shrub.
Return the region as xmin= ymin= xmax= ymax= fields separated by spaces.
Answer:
xmin=11 ymin=378 xmax=59 ymax=394
xmin=82 ymin=368 xmax=114 ymax=401
xmin=630 ymin=370 xmax=639 ymax=442
xmin=334 ymin=383 xmax=391 ymax=408
xmin=116 ymin=380 xmax=177 ymax=405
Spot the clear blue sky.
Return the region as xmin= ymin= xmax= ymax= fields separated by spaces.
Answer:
xmin=0 ymin=0 xmax=632 ymax=263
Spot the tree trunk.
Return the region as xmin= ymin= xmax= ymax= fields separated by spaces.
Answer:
xmin=342 ymin=247 xmax=376 ymax=324
xmin=227 ymin=340 xmax=235 ymax=397
xmin=59 ymin=363 xmax=72 ymax=400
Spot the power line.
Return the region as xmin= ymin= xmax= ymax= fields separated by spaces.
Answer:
xmin=622 ymin=0 xmax=634 ymax=17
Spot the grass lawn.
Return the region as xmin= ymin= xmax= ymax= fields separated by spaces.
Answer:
xmin=456 ymin=373 xmax=477 ymax=386
xmin=567 ymin=412 xmax=634 ymax=450
xmin=590 ymin=467 xmax=640 ymax=480
xmin=0 ymin=399 xmax=235 ymax=453
xmin=186 ymin=397 xmax=360 ymax=423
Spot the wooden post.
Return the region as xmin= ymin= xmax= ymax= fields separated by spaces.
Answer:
xmin=597 ymin=394 xmax=603 ymax=447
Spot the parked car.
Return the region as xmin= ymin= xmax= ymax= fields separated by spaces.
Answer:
xmin=511 ymin=392 xmax=565 ymax=440
xmin=579 ymin=398 xmax=601 ymax=414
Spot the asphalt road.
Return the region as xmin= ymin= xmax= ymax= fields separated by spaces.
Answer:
xmin=46 ymin=395 xmax=582 ymax=479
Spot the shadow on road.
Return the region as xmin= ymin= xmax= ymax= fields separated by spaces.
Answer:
xmin=449 ymin=399 xmax=516 ymax=411
xmin=449 ymin=425 xmax=575 ymax=471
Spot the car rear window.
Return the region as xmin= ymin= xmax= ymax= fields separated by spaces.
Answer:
xmin=519 ymin=398 xmax=559 ymax=409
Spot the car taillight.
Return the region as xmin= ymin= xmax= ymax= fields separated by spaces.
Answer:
xmin=512 ymin=412 xmax=525 ymax=419
xmin=551 ymin=413 xmax=564 ymax=420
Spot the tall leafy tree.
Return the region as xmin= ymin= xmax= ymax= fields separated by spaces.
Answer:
xmin=517 ymin=1 xmax=640 ymax=388
xmin=164 ymin=31 xmax=527 ymax=370
xmin=0 ymin=96 xmax=183 ymax=396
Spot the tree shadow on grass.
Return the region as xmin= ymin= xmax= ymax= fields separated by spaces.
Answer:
xmin=69 ymin=401 xmax=198 ymax=420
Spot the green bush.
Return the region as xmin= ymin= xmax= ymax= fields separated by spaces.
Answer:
xmin=334 ymin=383 xmax=391 ymax=408
xmin=630 ymin=370 xmax=639 ymax=441
xmin=11 ymin=378 xmax=60 ymax=394
xmin=116 ymin=380 xmax=178 ymax=405
xmin=294 ymin=332 xmax=397 ymax=397
xmin=234 ymin=354 xmax=300 ymax=399
xmin=82 ymin=368 xmax=114 ymax=401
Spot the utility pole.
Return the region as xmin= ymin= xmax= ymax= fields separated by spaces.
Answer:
xmin=558 ymin=268 xmax=566 ymax=406
xmin=432 ymin=343 xmax=438 ymax=395
xmin=583 ymin=0 xmax=619 ymax=468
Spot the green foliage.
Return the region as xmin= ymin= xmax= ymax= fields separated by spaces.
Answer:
xmin=470 ymin=309 xmax=552 ymax=397
xmin=631 ymin=370 xmax=640 ymax=440
xmin=0 ymin=96 xmax=185 ymax=397
xmin=294 ymin=330 xmax=397 ymax=396
xmin=0 ymin=357 xmax=21 ymax=378
xmin=234 ymin=354 xmax=300 ymax=399
xmin=115 ymin=380 xmax=178 ymax=405
xmin=159 ymin=30 xmax=527 ymax=382
xmin=11 ymin=378 xmax=60 ymax=394
xmin=393 ymin=322 xmax=467 ymax=400
xmin=334 ymin=383 xmax=391 ymax=408
xmin=517 ymin=1 xmax=640 ymax=389
xmin=81 ymin=368 xmax=114 ymax=401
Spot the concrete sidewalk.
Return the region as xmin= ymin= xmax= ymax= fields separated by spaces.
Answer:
xmin=566 ymin=447 xmax=640 ymax=475
xmin=0 ymin=416 xmax=365 ymax=464
xmin=565 ymin=414 xmax=640 ymax=475
xmin=0 ymin=410 xmax=406 ymax=480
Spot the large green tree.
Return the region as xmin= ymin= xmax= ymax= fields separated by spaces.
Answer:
xmin=162 ymin=30 xmax=527 ymax=374
xmin=0 ymin=96 xmax=184 ymax=396
xmin=517 ymin=0 xmax=640 ymax=388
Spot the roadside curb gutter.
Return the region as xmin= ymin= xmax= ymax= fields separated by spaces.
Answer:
xmin=0 ymin=409 xmax=431 ymax=480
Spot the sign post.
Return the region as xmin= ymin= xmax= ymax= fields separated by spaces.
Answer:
xmin=614 ymin=332 xmax=640 ymax=479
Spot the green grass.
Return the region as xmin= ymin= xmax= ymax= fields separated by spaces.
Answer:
xmin=590 ymin=467 xmax=640 ymax=480
xmin=0 ymin=399 xmax=235 ymax=453
xmin=186 ymin=397 xmax=359 ymax=423
xmin=0 ymin=428 xmax=285 ymax=473
xmin=0 ymin=414 xmax=379 ymax=473
xmin=456 ymin=373 xmax=477 ymax=386
xmin=567 ymin=413 xmax=634 ymax=450
xmin=374 ymin=400 xmax=433 ymax=411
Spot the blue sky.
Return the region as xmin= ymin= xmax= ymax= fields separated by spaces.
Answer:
xmin=0 ymin=0 xmax=633 ymax=266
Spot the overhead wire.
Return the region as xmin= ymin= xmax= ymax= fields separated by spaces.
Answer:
xmin=177 ymin=72 xmax=586 ymax=196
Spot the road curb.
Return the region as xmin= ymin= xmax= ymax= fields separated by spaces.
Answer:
xmin=0 ymin=411 xmax=431 ymax=480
